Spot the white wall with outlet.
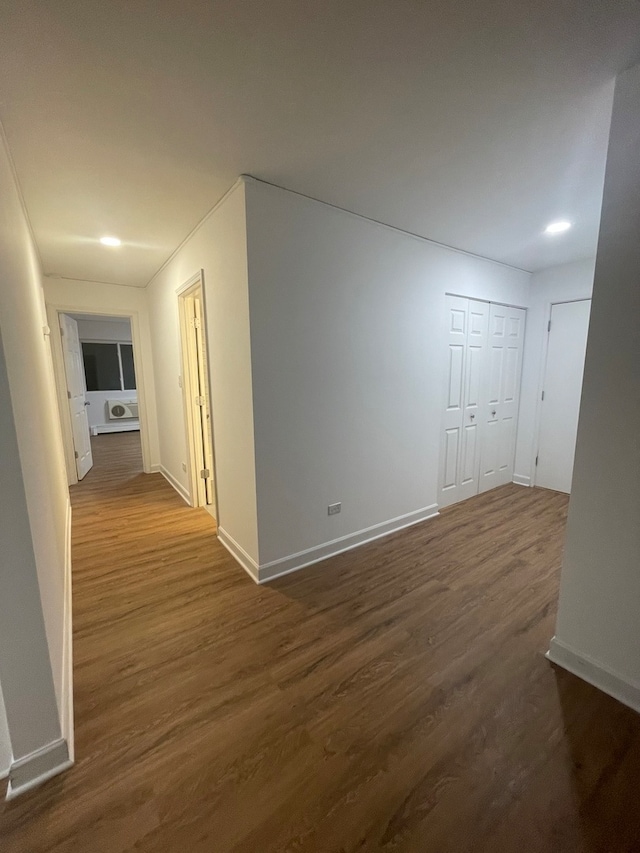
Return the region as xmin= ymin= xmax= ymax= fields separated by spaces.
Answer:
xmin=514 ymin=257 xmax=595 ymax=485
xmin=146 ymin=181 xmax=259 ymax=562
xmin=244 ymin=179 xmax=530 ymax=573
xmin=74 ymin=316 xmax=140 ymax=434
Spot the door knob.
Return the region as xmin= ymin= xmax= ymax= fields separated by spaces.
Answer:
xmin=470 ymin=413 xmax=475 ymax=420
xmin=84 ymin=401 xmax=90 ymax=406
xmin=492 ymin=410 xmax=496 ymax=417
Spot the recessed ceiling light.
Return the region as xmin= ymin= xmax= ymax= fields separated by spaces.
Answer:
xmin=100 ymin=235 xmax=121 ymax=247
xmin=544 ymin=220 xmax=572 ymax=235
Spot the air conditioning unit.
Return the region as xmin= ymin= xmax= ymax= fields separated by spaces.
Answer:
xmin=107 ymin=399 xmax=139 ymax=420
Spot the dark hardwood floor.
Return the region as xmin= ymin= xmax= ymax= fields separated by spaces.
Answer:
xmin=1 ymin=434 xmax=639 ymax=852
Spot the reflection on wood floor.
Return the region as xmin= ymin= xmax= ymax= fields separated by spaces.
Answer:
xmin=1 ymin=440 xmax=640 ymax=852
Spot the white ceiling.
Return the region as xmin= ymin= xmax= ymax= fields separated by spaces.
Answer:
xmin=1 ymin=1 xmax=639 ymax=287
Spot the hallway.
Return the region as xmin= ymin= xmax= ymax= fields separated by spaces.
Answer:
xmin=1 ymin=471 xmax=640 ymax=851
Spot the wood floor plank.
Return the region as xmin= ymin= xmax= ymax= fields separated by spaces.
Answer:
xmin=1 ymin=432 xmax=639 ymax=852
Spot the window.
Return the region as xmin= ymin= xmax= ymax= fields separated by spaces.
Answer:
xmin=82 ymin=342 xmax=137 ymax=392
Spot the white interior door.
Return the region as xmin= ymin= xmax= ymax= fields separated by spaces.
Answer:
xmin=536 ymin=300 xmax=591 ymax=493
xmin=181 ymin=283 xmax=216 ymax=517
xmin=193 ymin=291 xmax=216 ymax=515
xmin=438 ymin=296 xmax=488 ymax=508
xmin=479 ymin=304 xmax=526 ymax=492
xmin=60 ymin=314 xmax=93 ymax=480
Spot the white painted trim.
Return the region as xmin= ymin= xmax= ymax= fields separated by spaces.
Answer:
xmin=258 ymin=504 xmax=439 ymax=583
xmin=61 ymin=499 xmax=74 ymax=761
xmin=242 ymin=176 xmax=529 ymax=274
xmin=217 ymin=528 xmax=260 ymax=583
xmin=444 ymin=292 xmax=528 ymax=311
xmin=47 ymin=274 xmax=143 ymax=289
xmin=6 ymin=739 xmax=72 ymax=800
xmin=90 ymin=422 xmax=140 ymax=435
xmin=512 ymin=474 xmax=531 ymax=486
xmin=531 ymin=298 xmax=592 ymax=488
xmin=175 ymin=270 xmax=204 ymax=298
xmin=146 ymin=180 xmax=245 ymax=288
xmin=546 ymin=636 xmax=640 ymax=715
xmin=219 ymin=508 xmax=441 ymax=586
xmin=159 ymin=466 xmax=191 ymax=506
xmin=0 ymin=120 xmax=44 ymax=271
xmin=194 ymin=271 xmax=221 ymax=520
xmin=177 ymin=275 xmax=205 ymax=509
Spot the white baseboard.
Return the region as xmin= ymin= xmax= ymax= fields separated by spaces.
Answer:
xmin=0 ymin=649 xmax=11 ymax=781
xmin=546 ymin=636 xmax=640 ymax=715
xmin=258 ymin=504 xmax=439 ymax=583
xmin=159 ymin=466 xmax=191 ymax=506
xmin=6 ymin=738 xmax=72 ymax=800
xmin=91 ymin=422 xmax=140 ymax=435
xmin=217 ymin=528 xmax=260 ymax=583
xmin=61 ymin=499 xmax=74 ymax=761
xmin=512 ymin=474 xmax=531 ymax=487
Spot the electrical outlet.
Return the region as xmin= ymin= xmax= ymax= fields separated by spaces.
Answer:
xmin=181 ymin=462 xmax=187 ymax=472
xmin=328 ymin=502 xmax=341 ymax=516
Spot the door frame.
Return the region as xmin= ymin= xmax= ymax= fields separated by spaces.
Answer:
xmin=531 ymin=297 xmax=591 ymax=488
xmin=176 ymin=271 xmax=218 ymax=515
xmin=48 ymin=304 xmax=151 ymax=485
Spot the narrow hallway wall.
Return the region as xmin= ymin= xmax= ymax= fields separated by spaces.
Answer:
xmin=548 ymin=63 xmax=640 ymax=708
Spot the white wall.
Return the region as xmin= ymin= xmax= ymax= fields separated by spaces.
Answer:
xmin=548 ymin=63 xmax=640 ymax=708
xmin=44 ymin=278 xmax=159 ymax=471
xmin=0 ymin=130 xmax=68 ymax=768
xmin=146 ymin=181 xmax=259 ymax=563
xmin=75 ymin=317 xmax=139 ymax=432
xmin=514 ymin=257 xmax=596 ymax=484
xmin=244 ymin=179 xmax=530 ymax=572
xmin=0 ymin=329 xmax=62 ymax=761
xmin=76 ymin=317 xmax=133 ymax=342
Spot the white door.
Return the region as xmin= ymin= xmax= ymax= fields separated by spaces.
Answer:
xmin=180 ymin=283 xmax=216 ymax=517
xmin=438 ymin=296 xmax=489 ymax=508
xmin=536 ymin=300 xmax=591 ymax=493
xmin=193 ymin=291 xmax=216 ymax=515
xmin=478 ymin=304 xmax=526 ymax=492
xmin=60 ymin=314 xmax=93 ymax=480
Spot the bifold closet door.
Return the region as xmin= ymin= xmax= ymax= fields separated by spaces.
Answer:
xmin=478 ymin=303 xmax=526 ymax=492
xmin=438 ymin=296 xmax=489 ymax=508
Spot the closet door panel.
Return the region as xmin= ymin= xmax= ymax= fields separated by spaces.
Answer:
xmin=439 ymin=297 xmax=488 ymax=507
xmin=478 ymin=304 xmax=525 ymax=493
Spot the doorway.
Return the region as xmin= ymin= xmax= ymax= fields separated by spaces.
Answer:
xmin=535 ymin=299 xmax=591 ymax=493
xmin=49 ymin=309 xmax=147 ymax=485
xmin=178 ymin=273 xmax=217 ymax=520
